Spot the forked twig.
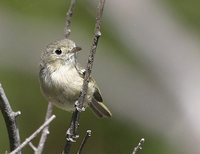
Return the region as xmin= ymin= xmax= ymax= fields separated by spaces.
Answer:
xmin=29 ymin=142 xmax=37 ymax=152
xmin=34 ymin=103 xmax=53 ymax=154
xmin=9 ymin=115 xmax=56 ymax=154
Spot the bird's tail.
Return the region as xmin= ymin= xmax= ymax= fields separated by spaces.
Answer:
xmin=89 ymin=99 xmax=112 ymax=118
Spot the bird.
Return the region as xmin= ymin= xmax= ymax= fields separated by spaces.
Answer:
xmin=39 ymin=39 xmax=112 ymax=118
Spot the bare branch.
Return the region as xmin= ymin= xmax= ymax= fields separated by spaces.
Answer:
xmin=132 ymin=138 xmax=145 ymax=154
xmin=34 ymin=103 xmax=53 ymax=154
xmin=0 ymin=83 xmax=21 ymax=153
xmin=9 ymin=115 xmax=56 ymax=154
xmin=64 ymin=0 xmax=78 ymax=38
xmin=77 ymin=130 xmax=92 ymax=154
xmin=63 ymin=0 xmax=106 ymax=153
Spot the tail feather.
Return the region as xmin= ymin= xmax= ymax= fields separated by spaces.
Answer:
xmin=89 ymin=99 xmax=112 ymax=118
xmin=89 ymin=103 xmax=104 ymax=118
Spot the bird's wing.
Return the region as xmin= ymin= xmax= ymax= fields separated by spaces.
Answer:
xmin=90 ymin=82 xmax=112 ymax=118
xmin=75 ymin=63 xmax=86 ymax=78
xmin=75 ymin=63 xmax=112 ymax=118
xmin=93 ymin=87 xmax=103 ymax=102
xmin=75 ymin=63 xmax=103 ymax=102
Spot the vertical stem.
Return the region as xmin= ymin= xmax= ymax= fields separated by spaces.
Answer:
xmin=63 ymin=0 xmax=106 ymax=153
xmin=0 ymin=84 xmax=21 ymax=153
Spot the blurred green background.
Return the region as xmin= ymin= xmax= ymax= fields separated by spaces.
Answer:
xmin=1 ymin=0 xmax=200 ymax=153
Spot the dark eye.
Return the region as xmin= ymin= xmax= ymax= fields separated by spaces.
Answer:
xmin=55 ymin=49 xmax=62 ymax=55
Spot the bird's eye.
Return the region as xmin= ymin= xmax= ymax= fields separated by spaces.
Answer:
xmin=55 ymin=49 xmax=62 ymax=55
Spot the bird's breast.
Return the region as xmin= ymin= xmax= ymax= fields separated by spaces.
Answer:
xmin=50 ymin=65 xmax=83 ymax=92
xmin=40 ymin=65 xmax=82 ymax=103
xmin=40 ymin=64 xmax=93 ymax=111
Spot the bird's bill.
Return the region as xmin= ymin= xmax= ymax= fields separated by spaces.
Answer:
xmin=70 ymin=46 xmax=82 ymax=53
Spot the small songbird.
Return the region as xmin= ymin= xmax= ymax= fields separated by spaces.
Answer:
xmin=39 ymin=39 xmax=112 ymax=118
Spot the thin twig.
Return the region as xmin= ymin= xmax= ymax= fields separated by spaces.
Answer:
xmin=0 ymin=83 xmax=21 ymax=153
xmin=9 ymin=115 xmax=56 ymax=154
xmin=63 ymin=0 xmax=106 ymax=153
xmin=34 ymin=103 xmax=53 ymax=154
xmin=64 ymin=0 xmax=78 ymax=38
xmin=132 ymin=138 xmax=145 ymax=154
xmin=77 ymin=130 xmax=92 ymax=154
xmin=76 ymin=0 xmax=105 ymax=111
xmin=63 ymin=111 xmax=78 ymax=154
xmin=29 ymin=142 xmax=37 ymax=152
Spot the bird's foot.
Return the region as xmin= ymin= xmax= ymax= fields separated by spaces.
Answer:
xmin=66 ymin=128 xmax=79 ymax=142
xmin=75 ymin=101 xmax=85 ymax=112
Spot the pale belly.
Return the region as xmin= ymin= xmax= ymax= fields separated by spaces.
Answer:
xmin=40 ymin=65 xmax=93 ymax=111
